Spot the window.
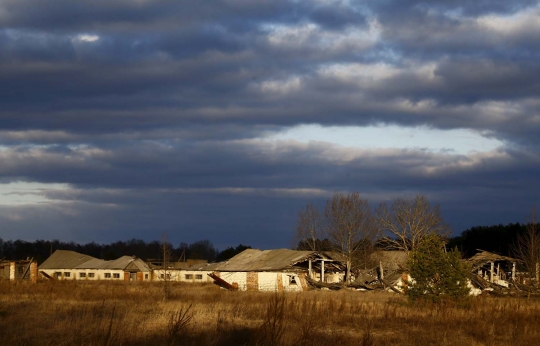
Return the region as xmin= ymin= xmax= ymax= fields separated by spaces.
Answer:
xmin=88 ymin=273 xmax=95 ymax=278
xmin=195 ymin=274 xmax=203 ymax=280
xmin=54 ymin=272 xmax=61 ymax=278
xmin=289 ymin=276 xmax=297 ymax=286
xmin=144 ymin=274 xmax=148 ymax=279
xmin=79 ymin=273 xmax=86 ymax=278
xmin=113 ymin=273 xmax=120 ymax=279
xmin=18 ymin=266 xmax=24 ymax=274
xmin=160 ymin=274 xmax=164 ymax=279
xmin=104 ymin=273 xmax=111 ymax=278
xmin=185 ymin=274 xmax=193 ymax=280
xmin=64 ymin=272 xmax=71 ymax=277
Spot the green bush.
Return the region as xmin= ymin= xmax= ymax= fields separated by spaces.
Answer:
xmin=407 ymin=235 xmax=471 ymax=302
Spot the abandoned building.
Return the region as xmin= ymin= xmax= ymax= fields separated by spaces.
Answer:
xmin=39 ymin=250 xmax=151 ymax=281
xmin=35 ymin=248 xmax=346 ymax=290
xmin=149 ymin=258 xmax=208 ymax=283
xmin=469 ymin=250 xmax=519 ymax=288
xmin=0 ymin=259 xmax=38 ymax=283
xmin=190 ymin=249 xmax=346 ymax=292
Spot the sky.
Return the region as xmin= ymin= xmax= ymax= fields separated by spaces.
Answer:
xmin=1 ymin=0 xmax=539 ymax=250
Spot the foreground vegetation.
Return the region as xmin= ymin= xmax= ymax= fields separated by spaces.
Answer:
xmin=2 ymin=281 xmax=540 ymax=346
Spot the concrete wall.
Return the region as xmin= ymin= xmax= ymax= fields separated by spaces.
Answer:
xmin=214 ymin=272 xmax=307 ymax=292
xmin=152 ymin=269 xmax=214 ymax=283
xmin=41 ymin=269 xmax=127 ymax=281
xmin=38 ymin=267 xmax=307 ymax=291
xmin=0 ymin=261 xmax=38 ymax=282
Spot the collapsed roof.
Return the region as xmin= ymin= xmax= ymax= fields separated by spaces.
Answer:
xmin=189 ymin=249 xmax=346 ymax=272
xmin=468 ymin=249 xmax=520 ymax=270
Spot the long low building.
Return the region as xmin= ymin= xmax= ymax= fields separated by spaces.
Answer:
xmin=182 ymin=249 xmax=346 ymax=292
xmin=39 ymin=250 xmax=151 ymax=281
xmin=38 ymin=248 xmax=346 ymax=291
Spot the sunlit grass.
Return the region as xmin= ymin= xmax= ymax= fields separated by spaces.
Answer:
xmin=1 ymin=280 xmax=540 ymax=345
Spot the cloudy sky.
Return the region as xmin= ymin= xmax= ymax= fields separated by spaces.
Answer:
xmin=1 ymin=0 xmax=539 ymax=249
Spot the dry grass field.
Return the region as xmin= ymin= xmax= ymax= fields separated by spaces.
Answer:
xmin=1 ymin=280 xmax=540 ymax=346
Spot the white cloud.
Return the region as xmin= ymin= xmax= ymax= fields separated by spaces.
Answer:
xmin=476 ymin=6 xmax=540 ymax=37
xmin=0 ymin=182 xmax=70 ymax=206
xmin=265 ymin=124 xmax=504 ymax=155
xmin=260 ymin=76 xmax=302 ymax=94
xmin=264 ymin=18 xmax=380 ymax=53
xmin=73 ymin=34 xmax=100 ymax=42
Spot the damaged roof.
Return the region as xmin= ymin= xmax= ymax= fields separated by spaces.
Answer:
xmin=469 ymin=250 xmax=520 ymax=263
xmin=39 ymin=250 xmax=150 ymax=271
xmin=468 ymin=250 xmax=520 ymax=267
xmin=39 ymin=250 xmax=97 ymax=269
xmin=75 ymin=256 xmax=150 ymax=271
xmin=193 ymin=249 xmax=344 ymax=272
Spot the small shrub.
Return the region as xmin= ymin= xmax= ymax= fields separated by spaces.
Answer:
xmin=167 ymin=303 xmax=194 ymax=345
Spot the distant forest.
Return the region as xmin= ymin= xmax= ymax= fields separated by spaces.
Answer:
xmin=0 ymin=222 xmax=533 ymax=264
xmin=0 ymin=238 xmax=251 ymax=265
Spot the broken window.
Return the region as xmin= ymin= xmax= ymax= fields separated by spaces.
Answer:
xmin=289 ymin=276 xmax=297 ymax=285
xmin=104 ymin=273 xmax=111 ymax=278
xmin=195 ymin=274 xmax=203 ymax=280
xmin=113 ymin=273 xmax=120 ymax=278
xmin=185 ymin=274 xmax=193 ymax=280
xmin=54 ymin=272 xmax=61 ymax=278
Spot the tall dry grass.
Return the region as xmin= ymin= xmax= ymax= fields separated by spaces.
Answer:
xmin=1 ymin=280 xmax=540 ymax=345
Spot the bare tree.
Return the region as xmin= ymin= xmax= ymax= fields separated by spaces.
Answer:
xmin=324 ymin=192 xmax=378 ymax=282
xmin=294 ymin=203 xmax=322 ymax=251
xmin=376 ymin=195 xmax=449 ymax=254
xmin=512 ymin=207 xmax=540 ymax=289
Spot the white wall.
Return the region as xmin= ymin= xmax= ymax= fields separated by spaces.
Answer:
xmin=41 ymin=269 xmax=125 ymax=281
xmin=216 ymin=272 xmax=305 ymax=292
xmin=219 ymin=272 xmax=248 ymax=290
xmin=152 ymin=269 xmax=213 ymax=283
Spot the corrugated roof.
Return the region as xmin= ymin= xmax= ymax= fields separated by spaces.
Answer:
xmin=468 ymin=250 xmax=520 ymax=266
xmin=39 ymin=250 xmax=97 ymax=269
xmin=39 ymin=250 xmax=150 ymax=271
xmin=75 ymin=256 xmax=145 ymax=270
xmin=202 ymin=249 xmax=334 ymax=272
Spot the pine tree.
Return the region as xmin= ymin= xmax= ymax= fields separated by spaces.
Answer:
xmin=407 ymin=235 xmax=471 ymax=302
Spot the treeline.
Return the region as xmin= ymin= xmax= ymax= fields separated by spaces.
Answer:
xmin=0 ymin=222 xmax=535 ymax=265
xmin=296 ymin=222 xmax=533 ymax=259
xmin=448 ymin=222 xmax=530 ymax=258
xmin=0 ymin=238 xmax=251 ymax=265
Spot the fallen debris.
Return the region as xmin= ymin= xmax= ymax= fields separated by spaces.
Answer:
xmin=208 ymin=272 xmax=238 ymax=291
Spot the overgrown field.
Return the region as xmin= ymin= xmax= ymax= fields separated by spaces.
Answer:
xmin=1 ymin=281 xmax=540 ymax=346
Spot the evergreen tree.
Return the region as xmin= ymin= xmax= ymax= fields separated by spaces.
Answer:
xmin=407 ymin=235 xmax=471 ymax=302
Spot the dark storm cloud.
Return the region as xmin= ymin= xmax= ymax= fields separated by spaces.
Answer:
xmin=0 ymin=0 xmax=308 ymax=31
xmin=0 ymin=139 xmax=539 ymax=246
xmin=0 ymin=0 xmax=539 ymax=246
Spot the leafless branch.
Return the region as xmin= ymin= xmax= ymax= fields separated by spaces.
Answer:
xmin=376 ymin=195 xmax=450 ymax=254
